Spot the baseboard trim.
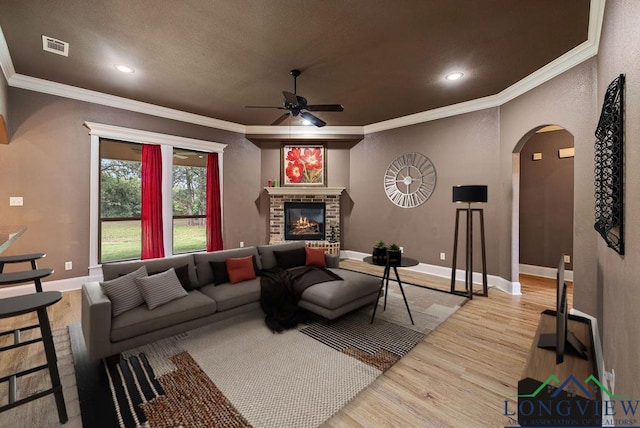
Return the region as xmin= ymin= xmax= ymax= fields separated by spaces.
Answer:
xmin=0 ymin=273 xmax=102 ymax=298
xmin=519 ymin=264 xmax=574 ymax=282
xmin=340 ymin=250 xmax=521 ymax=295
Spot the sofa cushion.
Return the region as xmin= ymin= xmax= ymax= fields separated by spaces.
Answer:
xmin=110 ymin=290 xmax=217 ymax=342
xmin=226 ymin=256 xmax=257 ymax=284
xmin=150 ymin=264 xmax=192 ymax=291
xmin=135 ymin=268 xmax=189 ymax=310
xmin=305 ymin=247 xmax=327 ymax=268
xmin=199 ymin=279 xmax=261 ymax=312
xmin=299 ymin=268 xmax=381 ymax=310
xmin=209 ymin=261 xmax=230 ymax=285
xmin=101 ymin=254 xmax=198 ymax=289
xmin=274 ymin=247 xmax=307 ymax=269
xmin=257 ymin=241 xmax=306 ymax=270
xmin=194 ymin=247 xmax=261 ymax=288
xmin=100 ymin=266 xmax=148 ymax=317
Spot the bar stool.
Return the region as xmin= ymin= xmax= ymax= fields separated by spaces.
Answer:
xmin=0 ymin=291 xmax=68 ymax=423
xmin=0 ymin=269 xmax=53 ymax=293
xmin=0 ymin=253 xmax=46 ymax=273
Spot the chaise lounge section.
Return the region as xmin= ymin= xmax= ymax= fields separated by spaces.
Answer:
xmin=81 ymin=241 xmax=380 ymax=360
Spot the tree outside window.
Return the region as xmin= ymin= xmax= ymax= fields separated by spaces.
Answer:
xmin=99 ymin=140 xmax=142 ymax=263
xmin=172 ymin=149 xmax=207 ymax=254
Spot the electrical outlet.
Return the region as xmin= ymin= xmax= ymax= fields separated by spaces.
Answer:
xmin=240 ymin=241 xmax=244 ymax=248
xmin=399 ymin=246 xmax=404 ymax=253
xmin=564 ymin=254 xmax=571 ymax=264
xmin=64 ymin=261 xmax=72 ymax=270
xmin=440 ymin=252 xmax=446 ymax=261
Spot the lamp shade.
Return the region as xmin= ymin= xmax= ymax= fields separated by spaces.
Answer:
xmin=452 ymin=185 xmax=488 ymax=203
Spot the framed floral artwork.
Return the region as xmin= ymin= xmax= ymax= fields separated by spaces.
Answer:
xmin=281 ymin=143 xmax=327 ymax=186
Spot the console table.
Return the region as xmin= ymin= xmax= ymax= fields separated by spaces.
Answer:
xmin=518 ymin=310 xmax=601 ymax=426
xmin=0 ymin=291 xmax=68 ymax=423
xmin=364 ymin=256 xmax=416 ymax=325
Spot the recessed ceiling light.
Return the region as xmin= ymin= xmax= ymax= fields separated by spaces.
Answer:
xmin=445 ymin=72 xmax=464 ymax=81
xmin=115 ymin=64 xmax=134 ymax=73
xmin=302 ymin=119 xmax=312 ymax=126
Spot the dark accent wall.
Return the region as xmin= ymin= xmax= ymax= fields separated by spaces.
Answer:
xmin=519 ymin=130 xmax=574 ymax=269
xmin=0 ymin=88 xmax=261 ymax=280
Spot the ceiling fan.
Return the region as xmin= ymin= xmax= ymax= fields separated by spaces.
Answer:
xmin=246 ymin=69 xmax=344 ymax=127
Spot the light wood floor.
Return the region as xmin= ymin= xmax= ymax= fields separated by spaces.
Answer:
xmin=0 ymin=263 xmax=567 ymax=427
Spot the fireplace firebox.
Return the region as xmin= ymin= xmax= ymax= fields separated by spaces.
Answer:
xmin=284 ymin=202 xmax=326 ymax=241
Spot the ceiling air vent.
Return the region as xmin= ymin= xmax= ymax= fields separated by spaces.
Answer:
xmin=42 ymin=35 xmax=69 ymax=56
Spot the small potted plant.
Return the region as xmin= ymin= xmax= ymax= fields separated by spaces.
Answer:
xmin=372 ymin=240 xmax=387 ymax=265
xmin=387 ymin=243 xmax=402 ymax=266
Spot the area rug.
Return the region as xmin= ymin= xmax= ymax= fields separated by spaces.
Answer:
xmin=70 ymin=285 xmax=465 ymax=428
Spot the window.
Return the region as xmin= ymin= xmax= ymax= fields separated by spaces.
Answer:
xmin=86 ymin=122 xmax=226 ymax=274
xmin=99 ymin=140 xmax=142 ymax=263
xmin=172 ymin=148 xmax=207 ymax=254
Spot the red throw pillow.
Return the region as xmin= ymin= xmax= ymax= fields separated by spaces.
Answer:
xmin=226 ymin=256 xmax=257 ymax=284
xmin=305 ymin=247 xmax=327 ymax=267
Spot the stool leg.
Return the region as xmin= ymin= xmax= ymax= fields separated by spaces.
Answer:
xmin=30 ymin=259 xmax=38 ymax=270
xmin=36 ymin=307 xmax=68 ymax=424
xmin=0 ymin=262 xmax=4 ymax=273
xmin=34 ymin=278 xmax=43 ymax=293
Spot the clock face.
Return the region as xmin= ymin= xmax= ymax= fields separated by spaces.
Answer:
xmin=384 ymin=152 xmax=437 ymax=208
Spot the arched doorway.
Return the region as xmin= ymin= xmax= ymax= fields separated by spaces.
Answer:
xmin=512 ymin=125 xmax=575 ymax=287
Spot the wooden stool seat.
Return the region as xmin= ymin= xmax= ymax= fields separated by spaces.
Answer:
xmin=0 ymin=253 xmax=46 ymax=273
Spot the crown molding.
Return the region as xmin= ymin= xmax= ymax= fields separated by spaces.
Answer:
xmin=8 ymin=73 xmax=246 ymax=134
xmin=0 ymin=0 xmax=605 ymax=135
xmin=0 ymin=25 xmax=15 ymax=81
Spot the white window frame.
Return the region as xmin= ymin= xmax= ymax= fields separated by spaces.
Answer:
xmin=85 ymin=122 xmax=226 ymax=276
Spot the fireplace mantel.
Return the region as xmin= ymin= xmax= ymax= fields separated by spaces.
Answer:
xmin=264 ymin=187 xmax=345 ymax=196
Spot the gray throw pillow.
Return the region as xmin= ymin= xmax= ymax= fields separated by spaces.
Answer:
xmin=135 ymin=267 xmax=188 ymax=310
xmin=100 ymin=265 xmax=148 ymax=317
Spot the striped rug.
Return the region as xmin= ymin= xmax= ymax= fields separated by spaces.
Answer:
xmin=73 ymin=285 xmax=465 ymax=428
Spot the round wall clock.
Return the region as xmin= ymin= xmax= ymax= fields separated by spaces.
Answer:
xmin=384 ymin=152 xmax=437 ymax=208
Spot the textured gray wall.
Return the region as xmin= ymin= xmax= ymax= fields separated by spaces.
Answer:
xmin=519 ymin=130 xmax=574 ymax=269
xmin=346 ymin=109 xmax=501 ymax=273
xmin=0 ymin=88 xmax=260 ymax=280
xmin=595 ymin=0 xmax=640 ymax=399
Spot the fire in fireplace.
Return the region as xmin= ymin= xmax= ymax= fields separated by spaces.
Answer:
xmin=284 ymin=202 xmax=326 ymax=241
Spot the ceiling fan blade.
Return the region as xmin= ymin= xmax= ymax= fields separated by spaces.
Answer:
xmin=305 ymin=104 xmax=344 ymax=112
xmin=296 ymin=95 xmax=308 ymax=108
xmin=300 ymin=111 xmax=326 ymax=127
xmin=271 ymin=112 xmax=291 ymax=126
xmin=245 ymin=105 xmax=286 ymax=109
xmin=283 ymin=91 xmax=299 ymax=109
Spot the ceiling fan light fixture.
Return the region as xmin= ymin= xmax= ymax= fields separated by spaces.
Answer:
xmin=445 ymin=71 xmax=464 ymax=81
xmin=302 ymin=119 xmax=312 ymax=126
xmin=115 ymin=64 xmax=135 ymax=73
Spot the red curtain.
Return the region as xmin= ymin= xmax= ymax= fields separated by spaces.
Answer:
xmin=141 ymin=144 xmax=164 ymax=259
xmin=206 ymin=152 xmax=223 ymax=251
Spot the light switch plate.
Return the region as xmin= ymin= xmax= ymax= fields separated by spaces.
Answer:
xmin=9 ymin=196 xmax=23 ymax=206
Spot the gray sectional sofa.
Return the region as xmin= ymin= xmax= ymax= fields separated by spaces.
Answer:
xmin=81 ymin=241 xmax=380 ymax=360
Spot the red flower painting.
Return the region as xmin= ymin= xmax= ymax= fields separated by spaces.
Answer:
xmin=282 ymin=144 xmax=326 ymax=185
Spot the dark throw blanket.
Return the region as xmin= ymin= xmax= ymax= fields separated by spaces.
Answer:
xmin=260 ymin=266 xmax=342 ymax=332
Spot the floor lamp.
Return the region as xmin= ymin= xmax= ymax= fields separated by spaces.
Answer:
xmin=450 ymin=185 xmax=488 ymax=299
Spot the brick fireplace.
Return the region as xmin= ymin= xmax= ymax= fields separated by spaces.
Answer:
xmin=266 ymin=187 xmax=344 ymax=244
